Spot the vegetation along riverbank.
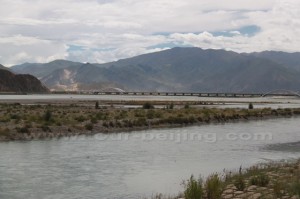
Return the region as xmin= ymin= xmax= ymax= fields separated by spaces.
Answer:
xmin=0 ymin=101 xmax=300 ymax=141
xmin=150 ymin=160 xmax=300 ymax=199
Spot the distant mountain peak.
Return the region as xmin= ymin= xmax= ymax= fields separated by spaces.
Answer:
xmin=10 ymin=47 xmax=300 ymax=92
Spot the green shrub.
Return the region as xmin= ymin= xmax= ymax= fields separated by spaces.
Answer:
xmin=109 ymin=121 xmax=114 ymax=127
xmin=134 ymin=117 xmax=147 ymax=126
xmin=293 ymin=109 xmax=300 ymax=115
xmin=16 ymin=126 xmax=30 ymax=134
xmin=167 ymin=103 xmax=174 ymax=109
xmin=184 ymin=103 xmax=190 ymax=109
xmin=271 ymin=109 xmax=278 ymax=115
xmin=147 ymin=110 xmax=155 ymax=119
xmin=0 ymin=116 xmax=10 ymax=122
xmin=96 ymin=112 xmax=106 ymax=120
xmin=273 ymin=181 xmax=285 ymax=197
xmin=85 ymin=123 xmax=93 ymax=131
xmin=289 ymin=180 xmax=300 ymax=196
xmin=184 ymin=175 xmax=203 ymax=199
xmin=123 ymin=120 xmax=133 ymax=128
xmin=188 ymin=116 xmax=197 ymax=124
xmin=103 ymin=122 xmax=109 ymax=128
xmin=284 ymin=108 xmax=293 ymax=116
xmin=75 ymin=115 xmax=86 ymax=122
xmin=44 ymin=110 xmax=52 ymax=121
xmin=248 ymin=103 xmax=254 ymax=109
xmin=250 ymin=173 xmax=269 ymax=187
xmin=90 ymin=117 xmax=98 ymax=124
xmin=234 ymin=175 xmax=246 ymax=191
xmin=116 ymin=121 xmax=122 ymax=128
xmin=134 ymin=110 xmax=145 ymax=117
xmin=205 ymin=174 xmax=224 ymax=199
xmin=10 ymin=114 xmax=20 ymax=120
xmin=120 ymin=110 xmax=128 ymax=118
xmin=155 ymin=111 xmax=162 ymax=118
xmin=143 ymin=102 xmax=154 ymax=109
xmin=40 ymin=125 xmax=51 ymax=132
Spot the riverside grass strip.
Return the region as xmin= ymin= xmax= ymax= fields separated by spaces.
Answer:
xmin=0 ymin=102 xmax=300 ymax=141
xmin=148 ymin=160 xmax=300 ymax=199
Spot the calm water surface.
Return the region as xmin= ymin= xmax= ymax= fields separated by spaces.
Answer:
xmin=1 ymin=94 xmax=300 ymax=110
xmin=0 ymin=117 xmax=300 ymax=198
xmin=0 ymin=94 xmax=300 ymax=103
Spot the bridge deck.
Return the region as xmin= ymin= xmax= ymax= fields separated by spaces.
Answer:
xmin=50 ymin=91 xmax=300 ymax=98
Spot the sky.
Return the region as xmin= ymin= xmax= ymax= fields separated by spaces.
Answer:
xmin=0 ymin=0 xmax=300 ymax=66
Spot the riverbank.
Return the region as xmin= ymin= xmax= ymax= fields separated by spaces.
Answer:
xmin=1 ymin=102 xmax=300 ymax=141
xmin=156 ymin=159 xmax=300 ymax=199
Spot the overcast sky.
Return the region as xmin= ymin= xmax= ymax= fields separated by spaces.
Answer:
xmin=0 ymin=0 xmax=299 ymax=66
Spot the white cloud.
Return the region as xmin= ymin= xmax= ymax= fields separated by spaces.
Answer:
xmin=0 ymin=35 xmax=67 ymax=66
xmin=0 ymin=0 xmax=299 ymax=66
xmin=67 ymin=46 xmax=168 ymax=63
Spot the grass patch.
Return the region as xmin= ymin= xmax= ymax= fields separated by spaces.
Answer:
xmin=249 ymin=173 xmax=270 ymax=187
xmin=183 ymin=175 xmax=203 ymax=199
xmin=205 ymin=174 xmax=224 ymax=199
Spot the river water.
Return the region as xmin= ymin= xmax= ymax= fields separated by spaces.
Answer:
xmin=0 ymin=94 xmax=300 ymax=103
xmin=1 ymin=94 xmax=300 ymax=110
xmin=0 ymin=117 xmax=300 ymax=199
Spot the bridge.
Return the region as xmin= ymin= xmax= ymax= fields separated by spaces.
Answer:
xmin=51 ymin=89 xmax=300 ymax=98
xmin=90 ymin=91 xmax=262 ymax=97
xmin=261 ymin=89 xmax=300 ymax=97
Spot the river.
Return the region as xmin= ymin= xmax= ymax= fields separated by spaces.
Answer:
xmin=0 ymin=117 xmax=300 ymax=198
xmin=1 ymin=94 xmax=300 ymax=110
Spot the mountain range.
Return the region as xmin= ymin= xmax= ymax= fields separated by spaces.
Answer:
xmin=10 ymin=47 xmax=300 ymax=93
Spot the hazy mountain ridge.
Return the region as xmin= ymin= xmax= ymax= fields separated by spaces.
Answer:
xmin=12 ymin=60 xmax=82 ymax=79
xmin=247 ymin=51 xmax=300 ymax=72
xmin=10 ymin=48 xmax=300 ymax=92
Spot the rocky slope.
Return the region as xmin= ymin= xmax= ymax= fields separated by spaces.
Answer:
xmin=0 ymin=67 xmax=49 ymax=93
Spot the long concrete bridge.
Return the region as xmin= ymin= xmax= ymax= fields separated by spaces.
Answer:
xmin=52 ymin=89 xmax=300 ymax=98
xmin=92 ymin=91 xmax=264 ymax=97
